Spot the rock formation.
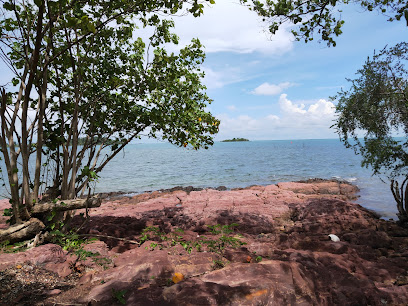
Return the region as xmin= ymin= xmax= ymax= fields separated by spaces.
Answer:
xmin=0 ymin=180 xmax=407 ymax=305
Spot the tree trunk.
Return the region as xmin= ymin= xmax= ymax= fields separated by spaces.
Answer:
xmin=0 ymin=197 xmax=101 ymax=244
xmin=391 ymin=179 xmax=408 ymax=224
xmin=32 ymin=196 xmax=101 ymax=214
xmin=0 ymin=218 xmax=45 ymax=244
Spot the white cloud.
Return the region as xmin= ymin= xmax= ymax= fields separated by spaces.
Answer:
xmin=203 ymin=67 xmax=226 ymax=89
xmin=279 ymin=94 xmax=307 ymax=114
xmin=266 ymin=114 xmax=279 ymax=121
xmin=308 ymin=98 xmax=336 ymax=115
xmin=227 ymin=105 xmax=237 ymax=111
xmin=172 ymin=0 xmax=294 ymax=55
xmin=252 ymin=82 xmax=294 ymax=96
xmin=279 ymin=94 xmax=335 ymax=117
xmin=215 ymin=94 xmax=337 ymax=140
xmin=202 ymin=66 xmax=260 ymax=89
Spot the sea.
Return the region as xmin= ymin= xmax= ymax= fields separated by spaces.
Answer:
xmin=0 ymin=139 xmax=400 ymax=219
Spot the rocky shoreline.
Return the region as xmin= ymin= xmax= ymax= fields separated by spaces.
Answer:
xmin=0 ymin=180 xmax=407 ymax=305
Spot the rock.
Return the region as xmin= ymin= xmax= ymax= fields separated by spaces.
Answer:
xmin=1 ymin=179 xmax=407 ymax=305
xmin=329 ymin=234 xmax=340 ymax=242
xmin=45 ymin=289 xmax=62 ymax=296
xmin=0 ymin=244 xmax=67 ymax=270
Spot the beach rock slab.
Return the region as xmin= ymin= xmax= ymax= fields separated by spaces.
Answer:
xmin=0 ymin=180 xmax=407 ymax=305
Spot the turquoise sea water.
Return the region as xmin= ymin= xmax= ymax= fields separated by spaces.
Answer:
xmin=0 ymin=139 xmax=399 ymax=219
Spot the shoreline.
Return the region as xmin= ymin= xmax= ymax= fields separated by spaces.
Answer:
xmin=1 ymin=178 xmax=393 ymax=221
xmin=0 ymin=179 xmax=407 ymax=304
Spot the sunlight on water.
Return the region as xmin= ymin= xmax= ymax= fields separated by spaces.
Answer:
xmin=0 ymin=139 xmax=399 ymax=219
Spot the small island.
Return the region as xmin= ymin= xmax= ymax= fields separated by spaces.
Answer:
xmin=221 ymin=137 xmax=249 ymax=142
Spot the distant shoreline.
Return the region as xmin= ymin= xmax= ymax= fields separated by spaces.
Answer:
xmin=221 ymin=138 xmax=249 ymax=142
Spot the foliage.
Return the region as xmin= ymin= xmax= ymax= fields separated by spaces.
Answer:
xmin=332 ymin=42 xmax=408 ymax=223
xmin=241 ymin=0 xmax=408 ymax=46
xmin=0 ymin=239 xmax=28 ymax=253
xmin=207 ymin=223 xmax=239 ymax=235
xmin=139 ymin=224 xmax=246 ymax=261
xmin=2 ymin=208 xmax=12 ymax=216
xmin=212 ymin=259 xmax=226 ymax=269
xmin=140 ymin=226 xmax=168 ymax=244
xmin=49 ymin=227 xmax=114 ymax=268
xmin=0 ymin=0 xmax=219 ymax=228
xmin=50 ymin=228 xmax=86 ymax=248
xmin=111 ymin=288 xmax=127 ymax=305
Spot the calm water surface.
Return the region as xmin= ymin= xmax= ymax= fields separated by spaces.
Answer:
xmin=0 ymin=139 xmax=398 ymax=219
xmin=98 ymin=139 xmax=396 ymax=219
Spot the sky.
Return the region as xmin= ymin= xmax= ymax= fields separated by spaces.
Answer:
xmin=0 ymin=1 xmax=406 ymax=142
xmin=165 ymin=0 xmax=407 ymax=141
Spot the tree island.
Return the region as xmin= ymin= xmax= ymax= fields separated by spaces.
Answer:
xmin=221 ymin=138 xmax=249 ymax=142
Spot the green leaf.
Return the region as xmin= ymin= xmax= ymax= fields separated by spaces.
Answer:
xmin=0 ymin=0 xmax=219 ymax=214
xmin=81 ymin=15 xmax=89 ymax=23
xmin=12 ymin=78 xmax=19 ymax=86
xmin=405 ymin=10 xmax=408 ymax=26
xmin=87 ymin=22 xmax=96 ymax=33
xmin=3 ymin=2 xmax=13 ymax=11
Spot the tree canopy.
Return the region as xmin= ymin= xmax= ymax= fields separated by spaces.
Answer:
xmin=240 ymin=0 xmax=408 ymax=222
xmin=333 ymin=42 xmax=408 ymax=223
xmin=241 ymin=0 xmax=408 ymax=46
xmin=0 ymin=0 xmax=219 ymax=243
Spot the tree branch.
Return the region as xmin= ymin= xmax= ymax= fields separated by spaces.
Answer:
xmin=32 ymin=196 xmax=101 ymax=214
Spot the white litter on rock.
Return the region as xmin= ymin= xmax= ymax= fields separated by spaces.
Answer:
xmin=328 ymin=234 xmax=340 ymax=242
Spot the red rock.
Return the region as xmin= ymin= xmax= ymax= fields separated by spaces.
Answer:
xmin=1 ymin=180 xmax=407 ymax=305
xmin=46 ymin=289 xmax=62 ymax=296
xmin=0 ymin=244 xmax=66 ymax=270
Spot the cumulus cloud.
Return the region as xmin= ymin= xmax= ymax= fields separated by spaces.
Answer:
xmin=227 ymin=105 xmax=237 ymax=111
xmin=252 ymin=82 xmax=294 ymax=96
xmin=172 ymin=0 xmax=294 ymax=55
xmin=279 ymin=94 xmax=307 ymax=114
xmin=279 ymin=94 xmax=335 ymax=117
xmin=215 ymin=94 xmax=337 ymax=140
xmin=308 ymin=99 xmax=336 ymax=115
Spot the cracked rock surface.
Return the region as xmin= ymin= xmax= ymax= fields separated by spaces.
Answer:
xmin=0 ymin=179 xmax=407 ymax=305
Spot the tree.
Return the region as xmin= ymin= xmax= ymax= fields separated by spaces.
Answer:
xmin=241 ymin=0 xmax=408 ymax=46
xmin=0 ymin=0 xmax=219 ymax=243
xmin=332 ymin=42 xmax=408 ymax=224
xmin=240 ymin=1 xmax=408 ymax=223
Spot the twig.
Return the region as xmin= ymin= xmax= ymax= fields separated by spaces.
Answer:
xmin=52 ymin=302 xmax=84 ymax=306
xmin=78 ymin=234 xmax=140 ymax=245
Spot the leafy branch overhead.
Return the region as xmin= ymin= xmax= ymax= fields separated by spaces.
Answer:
xmin=333 ymin=42 xmax=408 ymax=223
xmin=241 ymin=0 xmax=408 ymax=46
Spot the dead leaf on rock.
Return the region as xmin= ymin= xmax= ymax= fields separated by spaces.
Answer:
xmin=245 ymin=289 xmax=268 ymax=300
xmin=137 ymin=284 xmax=150 ymax=290
xmin=172 ymin=272 xmax=184 ymax=284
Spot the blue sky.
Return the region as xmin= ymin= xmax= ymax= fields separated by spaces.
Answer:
xmin=1 ymin=1 xmax=406 ymax=142
xmin=170 ymin=0 xmax=407 ymax=141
